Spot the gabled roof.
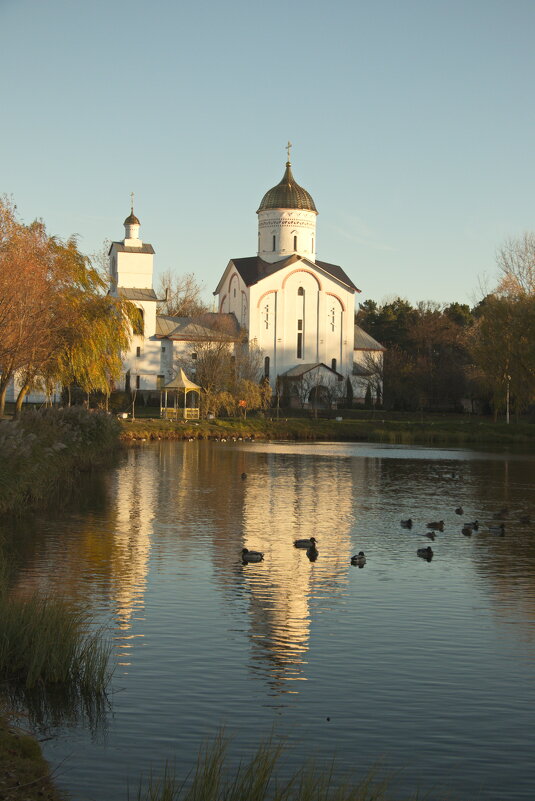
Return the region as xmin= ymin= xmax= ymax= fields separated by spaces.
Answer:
xmin=108 ymin=241 xmax=155 ymax=255
xmin=216 ymin=254 xmax=359 ymax=293
xmin=156 ymin=312 xmax=241 ymax=341
xmin=354 ymin=325 xmax=386 ymax=351
xmin=283 ymin=362 xmax=343 ymax=379
xmin=118 ymin=287 xmax=158 ymax=301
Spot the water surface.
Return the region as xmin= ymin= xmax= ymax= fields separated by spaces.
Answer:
xmin=6 ymin=441 xmax=535 ymax=800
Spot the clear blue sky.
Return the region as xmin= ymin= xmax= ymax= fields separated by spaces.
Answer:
xmin=2 ymin=0 xmax=534 ymax=308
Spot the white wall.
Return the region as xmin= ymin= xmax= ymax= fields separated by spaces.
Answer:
xmin=257 ymin=209 xmax=317 ymax=263
xmin=248 ymin=260 xmax=355 ymax=386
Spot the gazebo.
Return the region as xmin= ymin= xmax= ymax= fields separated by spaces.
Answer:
xmin=160 ymin=369 xmax=201 ymax=420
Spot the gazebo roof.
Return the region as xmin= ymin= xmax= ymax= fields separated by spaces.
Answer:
xmin=162 ymin=369 xmax=201 ymax=391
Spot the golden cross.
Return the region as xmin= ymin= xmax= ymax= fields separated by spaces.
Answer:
xmin=130 ymin=191 xmax=135 ymax=213
xmin=286 ymin=141 xmax=292 ymax=162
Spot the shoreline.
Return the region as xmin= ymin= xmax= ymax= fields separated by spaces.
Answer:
xmin=119 ymin=415 xmax=535 ymax=448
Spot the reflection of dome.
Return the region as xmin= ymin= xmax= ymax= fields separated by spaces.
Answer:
xmin=257 ymin=162 xmax=317 ymax=213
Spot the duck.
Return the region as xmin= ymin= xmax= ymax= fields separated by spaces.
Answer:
xmin=426 ymin=520 xmax=444 ymax=531
xmin=425 ymin=531 xmax=436 ymax=541
xmin=488 ymin=523 xmax=505 ymax=536
xmin=463 ymin=520 xmax=479 ymax=531
xmin=241 ymin=548 xmax=264 ymax=562
xmin=400 ymin=518 xmax=413 ymax=529
xmin=462 ymin=526 xmax=472 ymax=537
xmin=294 ymin=537 xmax=317 ymax=548
xmin=455 ymin=506 xmax=464 ymax=515
xmin=306 ymin=544 xmax=319 ymax=562
xmin=351 ymin=551 xmax=366 ymax=566
xmin=417 ymin=546 xmax=434 ymax=559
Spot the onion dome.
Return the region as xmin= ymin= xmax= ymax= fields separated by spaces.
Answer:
xmin=257 ymin=161 xmax=317 ymax=213
xmin=124 ymin=210 xmax=140 ymax=225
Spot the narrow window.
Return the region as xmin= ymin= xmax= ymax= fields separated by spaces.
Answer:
xmin=157 ymin=374 xmax=164 ymax=389
xmin=136 ymin=375 xmax=141 ymax=390
xmin=133 ymin=308 xmax=144 ymax=335
xmin=136 ymin=346 xmax=141 ymax=357
xmin=264 ymin=356 xmax=270 ymax=379
xmin=161 ymin=345 xmax=166 ymax=353
xmin=297 ymin=332 xmax=303 ymax=359
xmin=125 ymin=370 xmax=131 ymax=392
xmin=331 ymin=358 xmax=337 ymax=372
xmin=298 ymin=287 xmax=304 ymax=296
xmin=234 ymin=288 xmax=236 ymax=298
xmin=297 ymin=319 xmax=303 ymax=331
xmin=272 ymin=235 xmax=276 ymax=251
xmin=191 ymin=352 xmax=197 ymax=360
xmin=293 ymin=235 xmax=297 ymax=251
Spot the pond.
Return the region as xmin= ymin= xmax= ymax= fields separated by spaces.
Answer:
xmin=6 ymin=441 xmax=535 ymax=800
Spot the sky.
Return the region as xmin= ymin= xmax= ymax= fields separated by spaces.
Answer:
xmin=1 ymin=0 xmax=534 ymax=309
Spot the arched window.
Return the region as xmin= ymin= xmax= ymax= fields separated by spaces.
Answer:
xmin=272 ymin=234 xmax=276 ymax=251
xmin=264 ymin=356 xmax=270 ymax=379
xmin=293 ymin=235 xmax=297 ymax=251
xmin=298 ymin=287 xmax=304 ymax=296
xmin=331 ymin=358 xmax=337 ymax=372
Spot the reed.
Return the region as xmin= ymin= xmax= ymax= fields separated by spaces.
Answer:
xmin=0 ymin=588 xmax=112 ymax=693
xmin=134 ymin=735 xmax=424 ymax=801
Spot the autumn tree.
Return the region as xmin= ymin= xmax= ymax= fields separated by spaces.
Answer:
xmin=470 ymin=294 xmax=535 ymax=420
xmin=0 ymin=198 xmax=135 ymax=414
xmin=495 ymin=233 xmax=535 ymax=298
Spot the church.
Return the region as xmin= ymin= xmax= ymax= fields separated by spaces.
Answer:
xmin=109 ymin=151 xmax=385 ymax=408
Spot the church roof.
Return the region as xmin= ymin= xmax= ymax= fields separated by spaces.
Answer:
xmin=124 ymin=211 xmax=140 ymax=225
xmin=118 ymin=287 xmax=158 ymax=301
xmin=108 ymin=241 xmax=155 ymax=254
xmin=257 ymin=162 xmax=317 ymax=213
xmin=156 ymin=312 xmax=241 ymax=341
xmin=284 ymin=362 xmax=343 ymax=379
xmin=354 ymin=325 xmax=386 ymax=351
xmin=225 ymin=255 xmax=360 ymax=292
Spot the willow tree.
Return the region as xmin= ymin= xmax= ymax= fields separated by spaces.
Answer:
xmin=0 ymin=197 xmax=135 ymax=414
xmin=34 ymin=237 xmax=136 ymax=410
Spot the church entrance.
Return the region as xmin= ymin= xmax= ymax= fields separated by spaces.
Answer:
xmin=308 ymin=385 xmax=331 ymax=409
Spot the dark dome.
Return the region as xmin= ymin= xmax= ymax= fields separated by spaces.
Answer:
xmin=124 ymin=211 xmax=140 ymax=225
xmin=257 ymin=162 xmax=317 ymax=213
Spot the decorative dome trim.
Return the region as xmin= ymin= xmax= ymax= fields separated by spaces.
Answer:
xmin=257 ymin=162 xmax=317 ymax=213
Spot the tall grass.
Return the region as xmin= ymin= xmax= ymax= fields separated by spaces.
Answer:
xmin=0 ymin=407 xmax=121 ymax=514
xmin=0 ymin=590 xmax=112 ymax=693
xmin=134 ymin=735 xmax=425 ymax=801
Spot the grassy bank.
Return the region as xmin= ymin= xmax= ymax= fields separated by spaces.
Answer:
xmin=0 ymin=711 xmax=64 ymax=801
xmin=0 ymin=407 xmax=121 ymax=515
xmin=120 ymin=412 xmax=535 ymax=447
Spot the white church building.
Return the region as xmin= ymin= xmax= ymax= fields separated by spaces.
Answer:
xmin=108 ymin=154 xmax=384 ymax=407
